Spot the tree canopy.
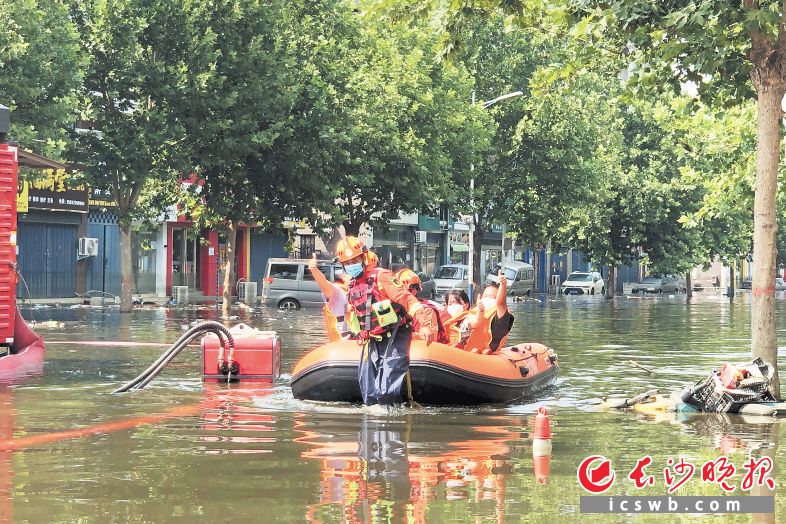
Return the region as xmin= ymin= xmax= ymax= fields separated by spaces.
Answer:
xmin=0 ymin=0 xmax=83 ymax=158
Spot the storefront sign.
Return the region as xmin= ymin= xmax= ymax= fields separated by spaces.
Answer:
xmin=25 ymin=169 xmax=88 ymax=213
xmin=16 ymin=180 xmax=28 ymax=213
xmin=89 ymin=187 xmax=115 ymax=208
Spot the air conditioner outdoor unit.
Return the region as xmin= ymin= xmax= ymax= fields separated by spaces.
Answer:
xmin=173 ymin=286 xmax=189 ymax=305
xmin=78 ymin=237 xmax=99 ymax=257
xmin=414 ymin=230 xmax=427 ymax=244
xmin=237 ymin=281 xmax=258 ymax=305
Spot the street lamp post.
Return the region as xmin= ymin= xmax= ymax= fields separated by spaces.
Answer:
xmin=467 ymin=90 xmax=523 ymax=303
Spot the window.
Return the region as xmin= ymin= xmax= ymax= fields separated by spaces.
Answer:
xmin=490 ymin=265 xmax=517 ymax=280
xmin=435 ymin=267 xmax=461 ymax=279
xmin=270 ymin=264 xmax=300 ymax=280
xmin=303 ymin=265 xmax=332 ymax=281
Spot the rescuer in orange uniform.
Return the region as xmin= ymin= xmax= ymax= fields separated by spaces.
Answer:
xmin=395 ymin=268 xmax=448 ymax=344
xmin=336 ymin=237 xmax=435 ymax=405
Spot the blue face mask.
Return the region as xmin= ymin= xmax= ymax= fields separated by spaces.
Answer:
xmin=344 ymin=262 xmax=364 ymax=278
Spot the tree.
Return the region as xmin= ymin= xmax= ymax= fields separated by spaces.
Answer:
xmin=316 ymin=9 xmax=487 ymax=238
xmin=178 ymin=0 xmax=295 ymax=315
xmin=179 ymin=0 xmax=357 ymax=314
xmin=0 ymin=0 xmax=83 ymax=158
xmin=505 ymin=69 xmax=625 ymax=289
xmin=417 ymin=0 xmax=786 ymax=392
xmin=447 ymin=15 xmax=542 ymax=296
xmin=652 ymin=99 xmax=756 ymax=294
xmin=569 ymin=0 xmax=786 ymax=397
xmin=68 ymin=0 xmax=195 ymax=311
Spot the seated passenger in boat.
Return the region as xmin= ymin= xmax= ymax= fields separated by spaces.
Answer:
xmin=444 ymin=271 xmax=514 ymax=353
xmin=396 ymin=269 xmax=448 ymax=343
xmin=443 ymin=290 xmax=482 ymax=347
xmin=478 ymin=271 xmax=515 ymax=353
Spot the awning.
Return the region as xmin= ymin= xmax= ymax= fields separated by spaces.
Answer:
xmin=18 ymin=149 xmax=68 ymax=170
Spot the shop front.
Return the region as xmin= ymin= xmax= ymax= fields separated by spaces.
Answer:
xmin=164 ymin=218 xmax=250 ymax=299
xmin=373 ymin=225 xmax=415 ymax=270
xmin=16 ymin=163 xmax=87 ymax=298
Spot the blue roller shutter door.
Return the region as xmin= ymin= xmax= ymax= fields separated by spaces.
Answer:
xmin=16 ymin=222 xmax=77 ymax=298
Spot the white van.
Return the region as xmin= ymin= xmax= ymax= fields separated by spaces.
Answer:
xmin=486 ymin=261 xmax=535 ymax=297
xmin=261 ymin=258 xmax=343 ymax=310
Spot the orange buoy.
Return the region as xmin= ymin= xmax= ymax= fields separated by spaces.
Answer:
xmin=532 ymin=407 xmax=552 ymax=484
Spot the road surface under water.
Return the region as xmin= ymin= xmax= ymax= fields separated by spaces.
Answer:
xmin=2 ymin=292 xmax=784 ymax=523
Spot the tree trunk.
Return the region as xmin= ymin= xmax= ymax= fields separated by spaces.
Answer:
xmin=119 ymin=222 xmax=133 ymax=312
xmin=545 ymin=240 xmax=552 ymax=294
xmin=729 ymin=262 xmax=736 ymax=302
xmin=752 ymin=86 xmax=782 ymax=398
xmin=686 ymin=271 xmax=692 ymax=300
xmin=605 ymin=265 xmax=616 ymax=299
xmin=471 ymin=225 xmax=484 ymax=302
xmin=343 ymin=220 xmax=363 ymax=237
xmin=222 ymin=221 xmax=237 ymax=317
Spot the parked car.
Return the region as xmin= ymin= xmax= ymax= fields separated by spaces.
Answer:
xmin=693 ymin=275 xmax=720 ymax=292
xmin=261 ymin=258 xmax=342 ymax=310
xmin=432 ymin=264 xmax=469 ymax=296
xmin=415 ymin=271 xmax=437 ymax=300
xmin=632 ymin=275 xmax=687 ymax=294
xmin=561 ymin=271 xmax=605 ymax=296
xmin=738 ymin=277 xmax=784 ymax=291
xmin=486 ymin=261 xmax=535 ymax=296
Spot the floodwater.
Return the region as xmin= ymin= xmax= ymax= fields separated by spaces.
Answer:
xmin=3 ymin=292 xmax=785 ymax=522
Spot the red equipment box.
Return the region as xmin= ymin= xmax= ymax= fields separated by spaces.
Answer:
xmin=0 ymin=144 xmax=17 ymax=347
xmin=201 ymin=323 xmax=280 ymax=381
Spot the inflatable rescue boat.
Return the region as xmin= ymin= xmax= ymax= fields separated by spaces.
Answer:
xmin=0 ymin=307 xmax=45 ymax=380
xmin=291 ymin=340 xmax=558 ymax=405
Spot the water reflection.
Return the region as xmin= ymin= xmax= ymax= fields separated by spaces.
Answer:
xmin=6 ymin=297 xmax=785 ymax=522
xmin=0 ymin=387 xmax=13 ymax=524
xmin=200 ymin=383 xmax=278 ymax=454
xmin=296 ymin=413 xmax=531 ymax=523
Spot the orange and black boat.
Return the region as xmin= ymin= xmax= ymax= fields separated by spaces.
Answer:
xmin=0 ymin=307 xmax=45 ymax=381
xmin=291 ymin=340 xmax=559 ymax=405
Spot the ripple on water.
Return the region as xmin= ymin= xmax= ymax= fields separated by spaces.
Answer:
xmin=7 ymin=299 xmax=785 ymax=522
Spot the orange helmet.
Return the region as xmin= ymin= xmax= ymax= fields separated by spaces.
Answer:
xmin=366 ymin=250 xmax=379 ymax=268
xmin=396 ymin=268 xmax=421 ymax=292
xmin=335 ymin=236 xmax=367 ymax=263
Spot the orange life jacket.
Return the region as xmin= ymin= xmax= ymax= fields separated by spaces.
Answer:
xmin=443 ymin=310 xmax=472 ymax=347
xmin=443 ymin=307 xmax=507 ymax=353
xmin=322 ymin=304 xmax=342 ymax=342
xmin=414 ymin=300 xmax=449 ymax=344
xmin=322 ymin=282 xmax=350 ymax=342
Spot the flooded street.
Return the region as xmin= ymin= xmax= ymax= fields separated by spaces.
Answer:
xmin=3 ymin=294 xmax=784 ymax=522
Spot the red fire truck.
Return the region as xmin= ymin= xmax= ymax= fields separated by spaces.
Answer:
xmin=0 ymin=107 xmax=17 ymax=348
xmin=0 ymin=104 xmax=45 ymax=377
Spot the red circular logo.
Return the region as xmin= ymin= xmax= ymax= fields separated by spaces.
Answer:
xmin=577 ymin=455 xmax=616 ymax=493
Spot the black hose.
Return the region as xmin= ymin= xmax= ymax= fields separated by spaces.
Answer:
xmin=112 ymin=323 xmax=213 ymax=393
xmin=134 ymin=325 xmax=231 ymax=390
xmin=112 ymin=321 xmax=234 ymax=393
xmin=115 ymin=324 xmax=233 ymax=393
